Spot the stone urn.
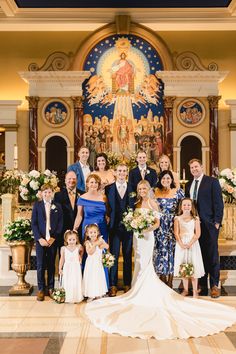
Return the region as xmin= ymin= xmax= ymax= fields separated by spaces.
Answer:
xmin=8 ymin=240 xmax=34 ymax=295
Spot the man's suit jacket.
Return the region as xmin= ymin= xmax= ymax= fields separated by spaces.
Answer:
xmin=128 ymin=166 xmax=158 ymax=193
xmin=31 ymin=200 xmax=63 ymax=241
xmin=54 ymin=187 xmax=83 ymax=234
xmin=105 ymin=182 xmax=135 ymax=230
xmin=185 ymin=175 xmax=224 ymax=225
xmin=67 ymin=162 xmax=93 ymax=191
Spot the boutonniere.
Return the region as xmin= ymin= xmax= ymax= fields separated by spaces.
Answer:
xmin=129 ymin=192 xmax=136 ymax=198
xmin=51 ymin=204 xmax=57 ymax=210
xmin=146 ymin=169 xmax=150 ymax=175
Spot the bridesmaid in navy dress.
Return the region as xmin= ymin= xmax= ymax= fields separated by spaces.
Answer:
xmin=74 ymin=174 xmax=110 ymax=287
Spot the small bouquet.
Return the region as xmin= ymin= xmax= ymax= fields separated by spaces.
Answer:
xmin=52 ymin=275 xmax=65 ymax=303
xmin=102 ymin=251 xmax=115 ymax=268
xmin=123 ymin=207 xmax=158 ymax=239
xmin=178 ymin=263 xmax=194 ymax=278
xmin=218 ymin=168 xmax=236 ymax=203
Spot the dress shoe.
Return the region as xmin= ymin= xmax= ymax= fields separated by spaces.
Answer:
xmin=48 ymin=289 xmax=54 ymax=299
xmin=198 ymin=287 xmax=208 ymax=296
xmin=109 ymin=286 xmax=117 ymax=297
xmin=210 ymin=286 xmax=220 ymax=298
xmin=37 ymin=290 xmax=45 ymax=301
xmin=123 ymin=285 xmax=131 ymax=293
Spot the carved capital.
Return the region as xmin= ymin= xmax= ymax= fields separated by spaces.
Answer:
xmin=207 ymin=96 xmax=221 ymax=109
xmin=26 ymin=96 xmax=39 ymax=109
xmin=163 ymin=96 xmax=176 ymax=109
xmin=71 ymin=96 xmax=84 ymax=109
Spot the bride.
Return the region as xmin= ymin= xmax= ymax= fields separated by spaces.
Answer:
xmin=85 ymin=180 xmax=236 ymax=340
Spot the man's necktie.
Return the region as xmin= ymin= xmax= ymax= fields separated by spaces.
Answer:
xmin=118 ymin=184 xmax=125 ymax=198
xmin=69 ymin=190 xmax=75 ymax=209
xmin=45 ymin=202 xmax=51 ymax=241
xmin=193 ymin=180 xmax=199 ymax=201
xmin=141 ymin=169 xmax=146 ymax=180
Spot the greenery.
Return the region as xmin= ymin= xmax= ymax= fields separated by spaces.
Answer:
xmin=52 ymin=288 xmax=66 ymax=303
xmin=19 ymin=169 xmax=59 ymax=202
xmin=3 ymin=217 xmax=34 ymax=242
xmin=218 ymin=168 xmax=236 ymax=203
xmin=178 ymin=263 xmax=194 ymax=278
xmin=0 ymin=170 xmax=21 ymax=195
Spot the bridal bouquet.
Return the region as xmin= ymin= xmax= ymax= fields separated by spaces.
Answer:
xmin=123 ymin=207 xmax=158 ymax=239
xmin=178 ymin=263 xmax=194 ymax=278
xmin=102 ymin=251 xmax=115 ymax=268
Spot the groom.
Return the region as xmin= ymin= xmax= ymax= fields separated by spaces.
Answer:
xmin=105 ymin=163 xmax=135 ymax=296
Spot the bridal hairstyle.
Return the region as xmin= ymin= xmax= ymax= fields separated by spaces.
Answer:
xmin=85 ymin=174 xmax=102 ymax=191
xmin=135 ymin=180 xmax=155 ymax=206
xmin=64 ymin=229 xmax=79 ymax=245
xmin=177 ymin=197 xmax=199 ymax=219
xmin=84 ymin=223 xmax=101 ymax=242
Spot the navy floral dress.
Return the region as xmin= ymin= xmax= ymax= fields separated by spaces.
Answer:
xmin=153 ymin=188 xmax=184 ymax=275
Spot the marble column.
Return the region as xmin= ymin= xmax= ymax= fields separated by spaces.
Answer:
xmin=163 ymin=96 xmax=176 ymax=162
xmin=71 ymin=96 xmax=84 ymax=163
xmin=26 ymin=96 xmax=39 ymax=171
xmin=207 ymin=96 xmax=221 ymax=176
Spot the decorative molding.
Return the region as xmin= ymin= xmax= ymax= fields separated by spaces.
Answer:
xmin=156 ymin=71 xmax=228 ymax=97
xmin=228 ymin=123 xmax=236 ymax=131
xmin=174 ymin=51 xmax=218 ymax=71
xmin=19 ymin=71 xmax=91 ymax=97
xmin=28 ymin=51 xmax=74 ymax=72
xmin=0 ymin=124 xmax=18 ymax=131
xmin=207 ymin=95 xmax=221 ymax=109
xmin=163 ymin=96 xmax=176 ymax=109
xmin=115 ymin=15 xmax=131 ymax=34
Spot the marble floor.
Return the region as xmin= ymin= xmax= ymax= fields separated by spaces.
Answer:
xmin=0 ymin=292 xmax=236 ymax=354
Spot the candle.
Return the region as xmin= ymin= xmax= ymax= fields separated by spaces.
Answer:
xmin=183 ymin=169 xmax=186 ymax=180
xmin=14 ymin=144 xmax=18 ymax=160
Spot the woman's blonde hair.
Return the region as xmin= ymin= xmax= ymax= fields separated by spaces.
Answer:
xmin=64 ymin=229 xmax=79 ymax=245
xmin=84 ymin=223 xmax=101 ymax=241
xmin=86 ymin=173 xmax=102 ymax=191
xmin=157 ymin=154 xmax=173 ymax=172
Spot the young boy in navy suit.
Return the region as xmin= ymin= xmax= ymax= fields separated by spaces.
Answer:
xmin=31 ymin=183 xmax=63 ymax=301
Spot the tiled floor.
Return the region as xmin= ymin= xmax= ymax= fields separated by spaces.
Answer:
xmin=0 ymin=294 xmax=236 ymax=354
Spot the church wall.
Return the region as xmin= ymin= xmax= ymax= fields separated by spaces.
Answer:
xmin=0 ymin=30 xmax=235 ymax=170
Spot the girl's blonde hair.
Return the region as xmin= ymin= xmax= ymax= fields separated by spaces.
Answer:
xmin=84 ymin=223 xmax=101 ymax=242
xmin=177 ymin=198 xmax=198 ymax=218
xmin=64 ymin=229 xmax=79 ymax=245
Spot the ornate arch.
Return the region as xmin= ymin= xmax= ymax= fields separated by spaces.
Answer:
xmin=72 ymin=21 xmax=173 ymax=71
xmin=175 ymin=132 xmax=209 ymax=172
xmin=39 ymin=133 xmax=73 ymax=170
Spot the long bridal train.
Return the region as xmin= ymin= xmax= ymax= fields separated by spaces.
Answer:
xmin=85 ymin=228 xmax=236 ymax=340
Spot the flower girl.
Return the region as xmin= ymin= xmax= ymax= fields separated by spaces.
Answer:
xmin=59 ymin=230 xmax=84 ymax=303
xmin=83 ymin=224 xmax=109 ymax=302
xmin=174 ymin=198 xmax=205 ymax=298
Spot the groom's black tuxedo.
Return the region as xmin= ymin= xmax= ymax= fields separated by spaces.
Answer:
xmin=128 ymin=166 xmax=158 ymax=193
xmin=105 ymin=182 xmax=134 ymax=288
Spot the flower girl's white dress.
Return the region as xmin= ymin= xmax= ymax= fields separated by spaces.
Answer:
xmin=62 ymin=245 xmax=83 ymax=303
xmin=83 ymin=245 xmax=108 ymax=298
xmin=174 ymin=216 xmax=205 ymax=278
xmin=85 ymin=208 xmax=236 ymax=340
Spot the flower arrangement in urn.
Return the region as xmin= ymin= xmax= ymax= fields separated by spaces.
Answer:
xmin=218 ymin=168 xmax=236 ymax=203
xmin=3 ymin=217 xmax=33 ymax=242
xmin=19 ymin=169 xmax=59 ymax=202
xmin=0 ymin=169 xmax=21 ymax=195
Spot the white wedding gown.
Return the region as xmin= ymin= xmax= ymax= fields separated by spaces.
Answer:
xmin=85 ymin=210 xmax=236 ymax=340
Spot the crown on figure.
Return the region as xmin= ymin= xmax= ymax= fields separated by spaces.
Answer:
xmin=115 ymin=37 xmax=131 ymax=55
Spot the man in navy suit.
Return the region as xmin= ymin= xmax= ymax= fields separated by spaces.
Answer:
xmin=31 ymin=184 xmax=63 ymax=301
xmin=54 ymin=171 xmax=84 ymax=247
xmin=106 ymin=164 xmax=135 ymax=296
xmin=185 ymin=158 xmax=224 ymax=298
xmin=128 ymin=150 xmax=157 ymax=193
xmin=67 ymin=146 xmax=93 ymax=192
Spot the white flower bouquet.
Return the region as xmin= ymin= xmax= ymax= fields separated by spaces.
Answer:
xmin=178 ymin=263 xmax=194 ymax=278
xmin=102 ymin=251 xmax=115 ymax=268
xmin=0 ymin=169 xmax=21 ymax=194
xmin=218 ymin=168 xmax=236 ymax=203
xmin=19 ymin=169 xmax=59 ymax=202
xmin=123 ymin=207 xmax=158 ymax=239
xmin=3 ymin=217 xmax=33 ymax=242
xmin=52 ymin=287 xmax=65 ymax=304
